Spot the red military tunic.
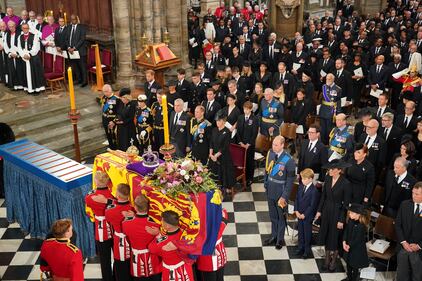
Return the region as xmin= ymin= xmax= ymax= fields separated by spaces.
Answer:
xmin=85 ymin=187 xmax=115 ymax=242
xmin=105 ymin=200 xmax=135 ymax=261
xmin=149 ymin=229 xmax=194 ymax=281
xmin=122 ymin=214 xmax=162 ymax=277
xmin=40 ymin=238 xmax=84 ymax=281
xmin=196 ymin=209 xmax=228 ymax=271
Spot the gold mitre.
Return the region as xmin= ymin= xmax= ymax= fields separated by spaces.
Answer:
xmin=409 ymin=64 xmax=418 ymax=73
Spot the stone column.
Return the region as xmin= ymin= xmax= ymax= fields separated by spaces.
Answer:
xmin=200 ymin=0 xmax=220 ymax=15
xmin=142 ymin=0 xmax=154 ymax=42
xmin=166 ymin=0 xmax=190 ymax=68
xmin=152 ymin=0 xmax=162 ymax=43
xmin=111 ymin=0 xmax=135 ymax=87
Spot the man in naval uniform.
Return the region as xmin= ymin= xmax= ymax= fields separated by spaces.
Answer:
xmin=100 ymin=84 xmax=121 ymax=150
xmin=328 ymin=113 xmax=354 ymax=161
xmin=135 ymin=94 xmax=153 ymax=154
xmin=264 ymin=136 xmax=296 ymax=250
xmin=319 ymin=73 xmax=342 ymax=144
xmin=190 ymin=105 xmax=212 ymax=165
xmin=259 ymin=88 xmax=284 ymax=137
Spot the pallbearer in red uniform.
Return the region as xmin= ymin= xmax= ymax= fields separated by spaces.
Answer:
xmin=149 ymin=210 xmax=194 ymax=281
xmin=122 ymin=194 xmax=162 ymax=281
xmin=196 ymin=209 xmax=228 ymax=281
xmin=84 ymin=171 xmax=115 ymax=281
xmin=40 ymin=218 xmax=84 ymax=281
xmin=104 ymin=183 xmax=135 ymax=281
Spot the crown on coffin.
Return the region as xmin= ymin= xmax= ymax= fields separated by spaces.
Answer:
xmin=142 ymin=145 xmax=160 ymax=168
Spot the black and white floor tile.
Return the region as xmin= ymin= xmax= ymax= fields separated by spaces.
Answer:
xmin=0 ymin=184 xmax=394 ymax=280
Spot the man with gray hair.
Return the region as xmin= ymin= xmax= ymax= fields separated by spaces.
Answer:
xmin=100 ymin=84 xmax=121 ymax=150
xmin=259 ymin=88 xmax=284 ymax=137
xmin=380 ymin=112 xmax=402 ymax=164
xmin=382 ymin=157 xmax=417 ymax=218
xmin=169 ymin=98 xmax=191 ymax=158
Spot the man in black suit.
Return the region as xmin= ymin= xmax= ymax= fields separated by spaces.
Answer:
xmin=317 ymin=48 xmax=335 ymax=85
xmin=215 ymin=19 xmax=229 ymax=43
xmin=368 ymin=55 xmax=389 ymax=105
xmin=66 ymin=14 xmax=87 ymax=87
xmin=204 ymin=51 xmax=217 ymax=78
xmin=262 ymin=36 xmax=282 ymax=73
xmin=253 ymin=22 xmax=268 ymax=46
xmin=54 ymin=17 xmax=67 ymax=53
xmin=291 ymin=42 xmax=309 ymax=78
xmin=211 ymin=45 xmax=225 ymax=66
xmin=359 ymin=119 xmax=387 ymax=180
xmin=379 ymin=112 xmax=402 ymax=165
xmin=388 ymin=54 xmax=407 ymax=110
xmin=395 ymin=182 xmax=422 ymax=281
xmin=237 ymin=101 xmax=259 ymax=186
xmin=298 ymin=124 xmax=328 ymax=181
xmin=342 ymin=0 xmax=354 ymax=18
xmin=144 ymin=70 xmax=162 ymax=107
xmin=383 ymin=157 xmax=418 ymax=218
xmin=190 ymin=72 xmax=207 ymax=113
xmin=197 ymin=63 xmax=212 ymax=86
xmin=169 ymin=99 xmax=191 ymax=158
xmin=271 ymin=62 xmax=296 ymax=102
xmin=176 ymin=68 xmax=192 ymax=106
xmin=368 ymin=38 xmax=387 ymax=64
xmin=373 ymin=93 xmax=394 ymax=120
xmin=202 ymin=88 xmax=221 ymax=125
xmin=395 ymin=101 xmax=418 ymax=135
xmin=238 ymin=35 xmax=251 ymax=60
xmin=334 ymin=58 xmax=353 ymax=103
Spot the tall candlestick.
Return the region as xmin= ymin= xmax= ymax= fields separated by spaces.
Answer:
xmin=161 ymin=95 xmax=170 ymax=144
xmin=64 ymin=12 xmax=67 ymax=24
xmin=67 ymin=67 xmax=76 ymax=110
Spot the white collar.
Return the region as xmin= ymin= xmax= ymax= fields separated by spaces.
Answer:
xmin=397 ymin=171 xmax=408 ymax=183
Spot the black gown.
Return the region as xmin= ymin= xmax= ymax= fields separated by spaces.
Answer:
xmin=116 ymin=101 xmax=136 ymax=151
xmin=209 ymin=127 xmax=236 ymax=189
xmin=317 ymin=175 xmax=351 ymax=250
xmin=345 ymin=159 xmax=375 ymax=204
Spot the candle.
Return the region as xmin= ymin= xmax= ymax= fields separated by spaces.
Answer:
xmin=161 ymin=95 xmax=170 ymax=144
xmin=67 ymin=67 xmax=76 ymax=110
xmin=64 ymin=12 xmax=67 ymax=24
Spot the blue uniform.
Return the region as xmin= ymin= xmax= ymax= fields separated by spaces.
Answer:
xmin=319 ymin=83 xmax=342 ymax=144
xmin=264 ymin=150 xmax=296 ymax=243
xmin=328 ymin=126 xmax=354 ymax=160
xmin=259 ymin=98 xmax=284 ymax=137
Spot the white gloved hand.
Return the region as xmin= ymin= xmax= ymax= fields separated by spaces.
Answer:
xmin=136 ymin=134 xmax=139 ymax=140
xmin=140 ymin=131 xmax=147 ymax=138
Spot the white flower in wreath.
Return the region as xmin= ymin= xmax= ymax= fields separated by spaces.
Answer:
xmin=180 ymin=169 xmax=187 ymax=176
xmin=184 ymin=175 xmax=190 ymax=181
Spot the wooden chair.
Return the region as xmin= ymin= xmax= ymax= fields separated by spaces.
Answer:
xmin=43 ymin=51 xmax=54 ymax=74
xmin=280 ymin=123 xmax=298 ymax=140
xmin=229 ymin=143 xmax=247 ymax=193
xmin=89 ymin=48 xmax=113 ymax=84
xmin=367 ymin=214 xmax=397 ymax=274
xmin=254 ymin=134 xmax=271 ymax=182
xmin=86 ymin=46 xmax=96 ymax=70
xmin=371 ymin=185 xmax=384 ymax=213
xmin=44 ymin=56 xmax=66 ymax=95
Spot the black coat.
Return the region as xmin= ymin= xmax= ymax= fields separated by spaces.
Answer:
xmin=334 ymin=69 xmax=354 ymax=101
xmin=395 ymin=114 xmax=418 ymax=135
xmin=144 ymin=81 xmax=162 ymax=107
xmin=317 ymin=175 xmax=352 ymax=250
xmin=298 ymin=139 xmax=328 ymax=181
xmin=176 ymin=79 xmax=193 ymax=105
xmin=116 ymin=101 xmax=136 ymax=151
xmin=271 ymin=71 xmax=296 ymax=101
xmin=254 ymin=71 xmax=272 ymax=90
xmin=169 ymin=111 xmax=191 ymax=158
xmin=343 ymin=220 xmax=369 ymax=269
xmin=367 ymin=64 xmax=389 ymax=90
xmin=209 ymin=127 xmax=236 ymax=188
xmin=54 ymin=26 xmax=67 ymax=50
xmin=345 ymin=158 xmax=375 ymax=204
xmin=202 ymin=100 xmax=221 ymax=125
xmin=379 ymin=125 xmax=402 ymax=164
xmin=65 ymin=24 xmax=87 ymax=56
xmin=359 ymin=134 xmax=387 ymax=178
xmin=290 ymin=99 xmax=313 ymax=127
xmin=190 ymin=118 xmax=212 ymax=165
xmin=236 ymin=114 xmax=259 ymax=146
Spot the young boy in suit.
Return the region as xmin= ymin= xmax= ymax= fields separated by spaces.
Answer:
xmin=294 ymin=168 xmax=320 ymax=258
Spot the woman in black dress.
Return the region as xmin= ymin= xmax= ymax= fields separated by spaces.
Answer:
xmin=389 ymin=140 xmax=418 ymax=177
xmin=219 ymin=94 xmax=241 ymax=140
xmin=290 ymin=88 xmax=314 ymax=132
xmin=254 ymin=61 xmax=272 ymax=89
xmin=209 ymin=114 xmax=236 ymax=193
xmin=238 ymin=61 xmax=254 ymax=97
xmin=248 ymin=41 xmax=262 ymax=73
xmin=315 ymin=159 xmax=352 ymax=272
xmin=345 ymin=143 xmax=375 ymax=205
xmin=347 ymin=53 xmax=367 ymax=113
xmin=228 ymin=46 xmax=244 ymax=72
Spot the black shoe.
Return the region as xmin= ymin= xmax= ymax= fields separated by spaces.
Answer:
xmin=275 ymin=243 xmax=283 ymax=250
xmin=295 ymin=249 xmax=304 ymax=256
xmin=80 ymin=83 xmax=88 ymax=88
xmin=263 ymin=237 xmax=276 ymax=246
xmin=302 ymin=253 xmax=311 ymax=259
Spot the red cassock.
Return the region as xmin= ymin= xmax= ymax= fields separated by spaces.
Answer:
xmin=105 ymin=201 xmax=135 ymax=261
xmin=149 ymin=229 xmax=194 ymax=281
xmin=122 ymin=214 xmax=162 ymax=277
xmin=85 ymin=187 xmax=115 ymax=242
xmin=196 ymin=209 xmax=228 ymax=272
xmin=40 ymin=238 xmax=84 ymax=281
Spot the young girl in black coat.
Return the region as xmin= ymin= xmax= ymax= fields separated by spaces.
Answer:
xmin=342 ymin=203 xmax=369 ymax=281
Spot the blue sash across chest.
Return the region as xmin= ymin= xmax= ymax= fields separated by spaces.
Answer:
xmin=270 ymin=153 xmax=291 ymax=177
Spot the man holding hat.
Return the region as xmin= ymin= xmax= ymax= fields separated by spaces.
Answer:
xmin=135 ymin=94 xmax=153 ymax=154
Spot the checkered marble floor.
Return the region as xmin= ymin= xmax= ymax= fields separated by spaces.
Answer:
xmin=0 ymin=184 xmax=394 ymax=281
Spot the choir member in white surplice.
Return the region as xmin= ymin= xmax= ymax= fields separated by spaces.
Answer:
xmin=3 ymin=21 xmax=24 ymax=90
xmin=17 ymin=23 xmax=45 ymax=94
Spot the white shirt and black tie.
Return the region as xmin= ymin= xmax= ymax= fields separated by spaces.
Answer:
xmin=383 ymin=127 xmax=391 ymax=139
xmin=376 ymin=64 xmax=382 ymax=74
xmin=69 ymin=24 xmax=77 ymax=47
xmin=403 ymin=115 xmax=412 ymax=128
xmin=364 ymin=135 xmax=376 ymax=148
xmin=415 ymin=203 xmax=421 ymax=216
xmin=377 ymin=106 xmax=386 ymax=118
xmin=308 ymin=140 xmax=317 ymax=152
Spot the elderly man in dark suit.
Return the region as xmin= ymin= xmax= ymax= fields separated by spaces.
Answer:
xmin=169 ymin=98 xmax=191 ymax=158
xmin=395 ymin=101 xmax=418 ymax=135
xmin=395 ymin=182 xmax=422 ymax=281
xmin=298 ymin=124 xmax=328 ymax=182
xmin=66 ymin=14 xmax=87 ymax=87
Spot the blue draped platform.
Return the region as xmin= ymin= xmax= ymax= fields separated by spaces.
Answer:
xmin=0 ymin=140 xmax=95 ymax=257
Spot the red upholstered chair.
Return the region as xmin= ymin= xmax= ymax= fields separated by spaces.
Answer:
xmin=229 ymin=143 xmax=247 ymax=193
xmin=44 ymin=55 xmax=66 ymax=94
xmin=87 ymin=46 xmax=96 ymax=69
xmin=43 ymin=51 xmax=54 ymax=74
xmin=88 ymin=48 xmax=113 ymax=84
